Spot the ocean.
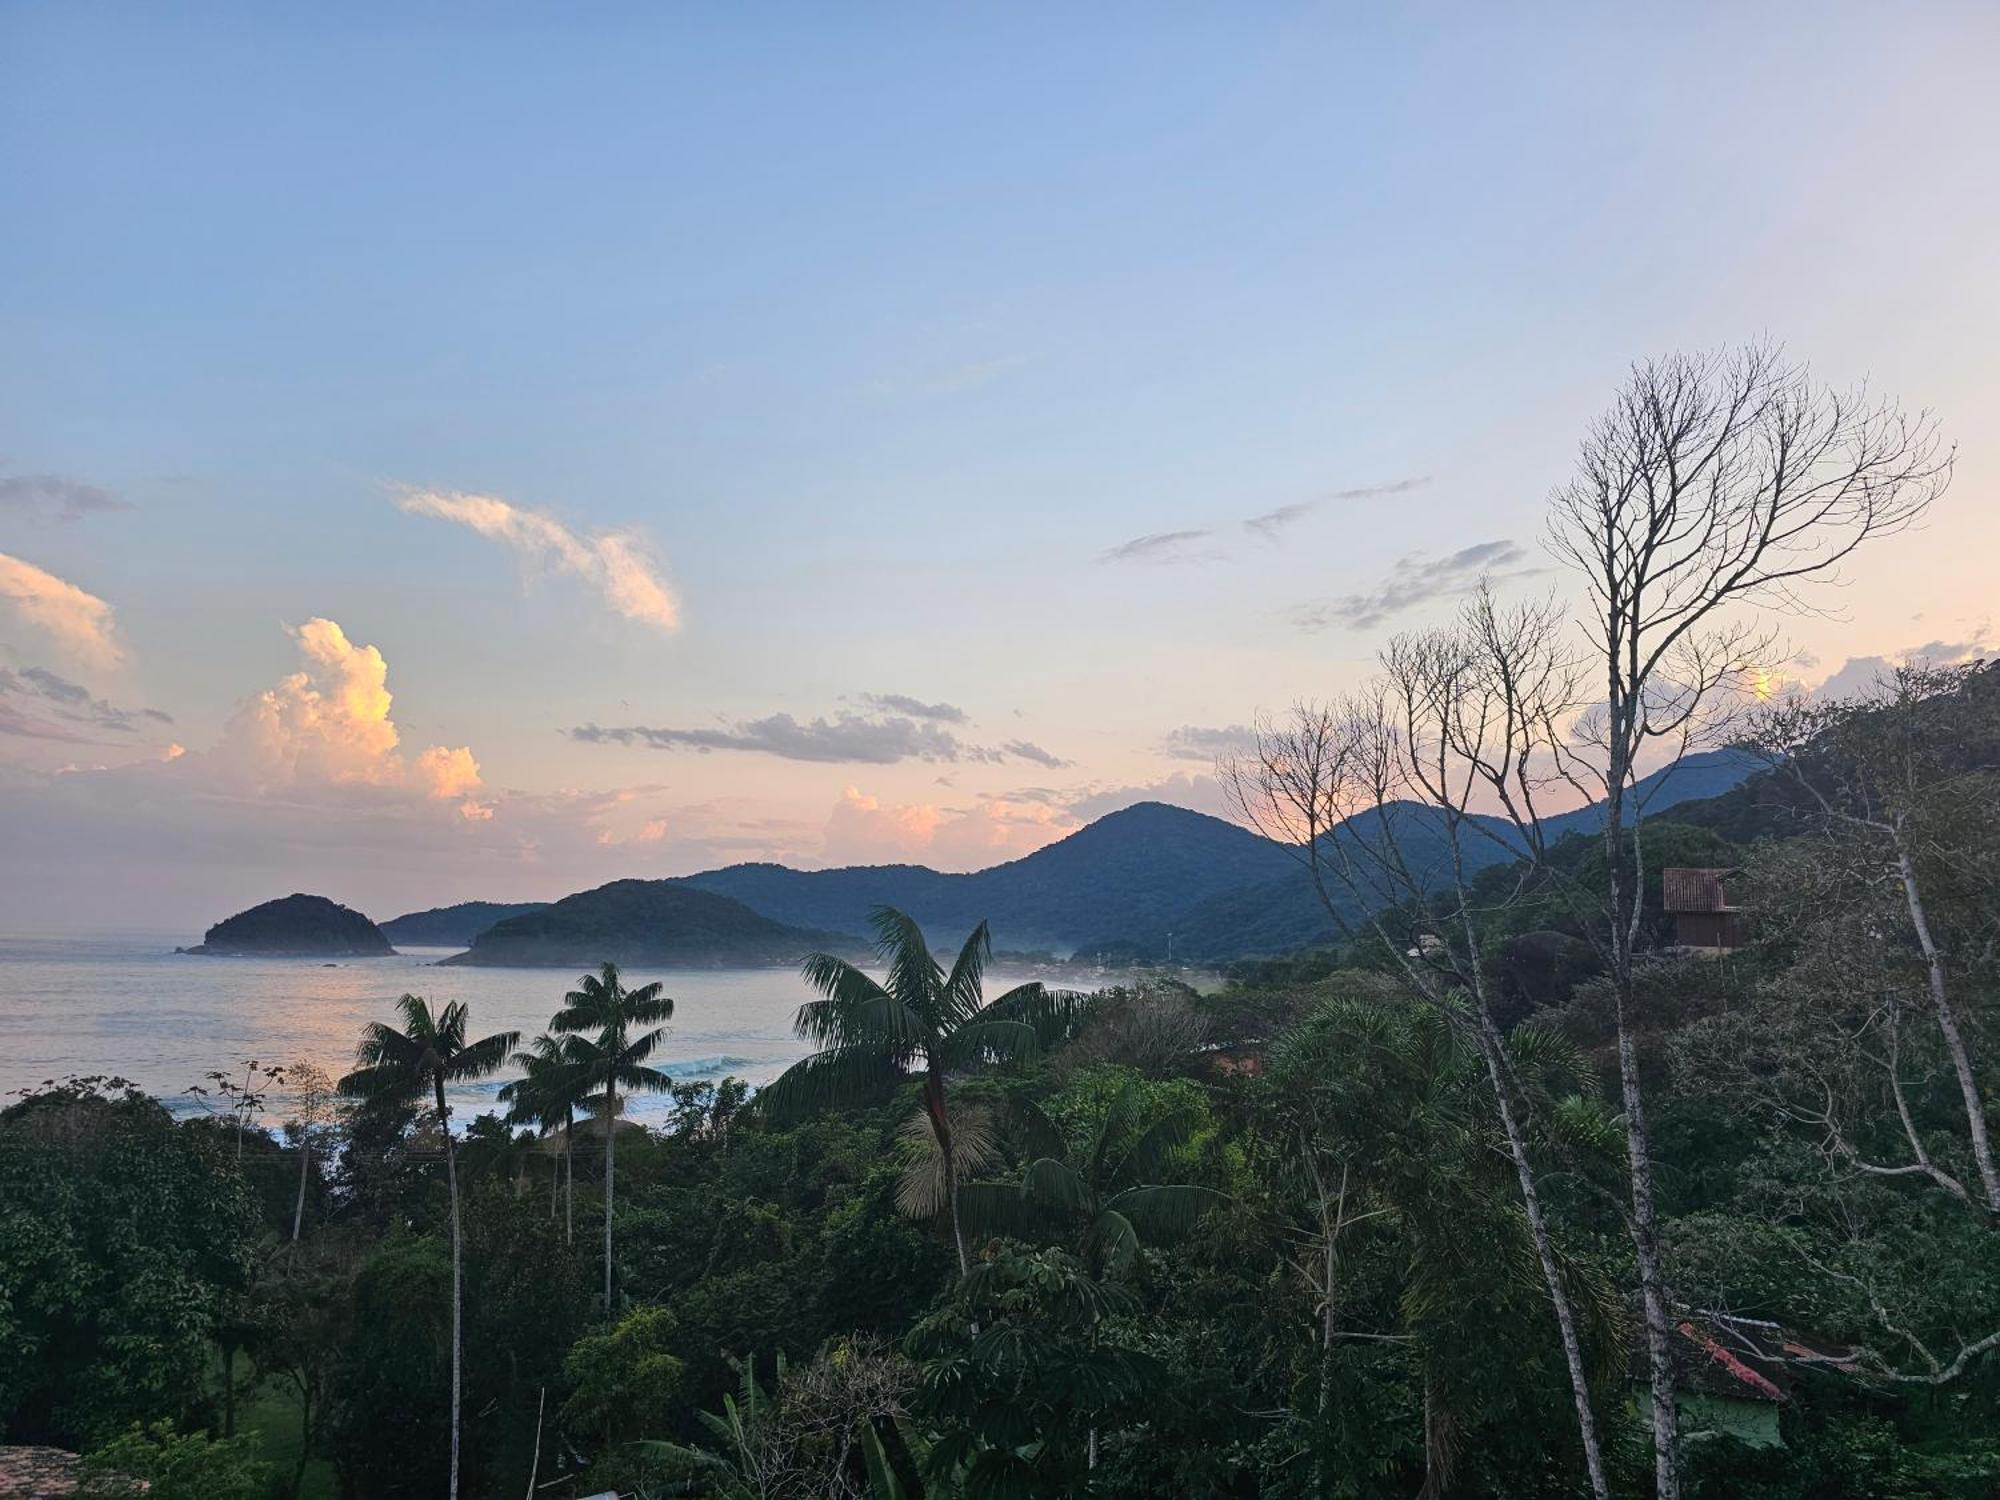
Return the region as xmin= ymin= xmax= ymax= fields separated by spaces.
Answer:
xmin=0 ymin=929 xmax=1082 ymax=1127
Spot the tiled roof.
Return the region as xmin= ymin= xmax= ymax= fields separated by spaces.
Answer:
xmin=0 ymin=1446 xmax=82 ymax=1498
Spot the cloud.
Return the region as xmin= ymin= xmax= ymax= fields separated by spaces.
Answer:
xmin=820 ymin=786 xmax=1078 ymax=869
xmin=0 ymin=473 xmax=130 ymax=522
xmin=1064 ymin=771 xmax=1235 ymax=823
xmin=856 ymin=693 xmax=968 ymax=724
xmin=1811 ymin=632 xmax=1991 ymax=702
xmin=571 ymin=711 xmax=969 ymax=765
xmin=572 ymin=707 xmax=1065 ymax=768
xmin=1243 ymin=476 xmax=1430 ymax=541
xmin=219 ymin=617 xmax=485 ymax=817
xmin=1158 ymin=723 xmax=1257 ymax=762
xmin=396 ymin=489 xmax=679 ymax=632
xmin=0 ymin=552 xmax=125 ymax=671
xmin=999 ymin=738 xmax=1069 ymax=769
xmin=0 ymin=666 xmax=171 ymax=741
xmin=1291 ymin=539 xmax=1536 ymax=632
xmin=1097 ymin=529 xmax=1215 ymax=565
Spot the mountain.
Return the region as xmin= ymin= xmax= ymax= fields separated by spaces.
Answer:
xmin=440 ymin=880 xmax=840 ymax=968
xmin=680 ymin=801 xmax=1300 ymax=955
xmin=379 ymin=900 xmax=551 ymax=948
xmin=185 ymin=893 xmax=394 ymax=957
xmin=1162 ymin=746 xmax=1769 ymax=959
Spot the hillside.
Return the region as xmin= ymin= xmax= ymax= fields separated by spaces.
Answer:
xmin=680 ymin=801 xmax=1299 ymax=955
xmin=1166 ymin=746 xmax=1768 ymax=958
xmin=379 ymin=900 xmax=551 ymax=947
xmin=440 ymin=880 xmax=840 ymax=968
xmin=185 ymin=893 xmax=394 ymax=957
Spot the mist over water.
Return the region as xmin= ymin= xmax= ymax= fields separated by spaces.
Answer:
xmin=0 ymin=930 xmax=1080 ymax=1125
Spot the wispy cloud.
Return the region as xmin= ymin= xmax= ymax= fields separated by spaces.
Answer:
xmin=0 ymin=551 xmax=125 ymax=671
xmin=1000 ymin=738 xmax=1069 ymax=769
xmin=855 ymin=692 xmax=968 ymax=724
xmin=1291 ymin=539 xmax=1537 ymax=632
xmin=1097 ymin=529 xmax=1215 ymax=565
xmin=1158 ymin=723 xmax=1257 ymax=762
xmin=0 ymin=473 xmax=130 ymax=523
xmin=571 ymin=712 xmax=968 ymax=765
xmin=0 ymin=666 xmax=170 ymax=740
xmin=1243 ymin=476 xmax=1430 ymax=541
xmin=572 ymin=707 xmax=1065 ymax=768
xmin=396 ymin=488 xmax=679 ymax=632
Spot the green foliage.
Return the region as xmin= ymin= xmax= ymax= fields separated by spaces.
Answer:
xmin=0 ymin=1081 xmax=259 ymax=1446
xmin=563 ymin=1304 xmax=687 ymax=1445
xmin=77 ymin=1419 xmax=270 ymax=1500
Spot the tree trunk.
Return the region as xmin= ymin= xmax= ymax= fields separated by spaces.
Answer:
xmin=1603 ymin=760 xmax=1681 ymax=1500
xmin=603 ymin=1079 xmax=617 ymax=1313
xmin=564 ymin=1117 xmax=574 ymax=1246
xmin=524 ymin=1386 xmax=544 ymax=1500
xmin=438 ymin=1077 xmax=463 ymax=1500
xmin=1897 ymin=841 xmax=2000 ymax=1208
xmin=291 ymin=1386 xmax=313 ymax=1500
xmin=1466 ymin=1008 xmax=1612 ymax=1500
xmin=221 ymin=1343 xmax=236 ymax=1437
xmin=925 ymin=1066 xmax=967 ymax=1277
xmin=293 ymin=1133 xmax=311 ymax=1242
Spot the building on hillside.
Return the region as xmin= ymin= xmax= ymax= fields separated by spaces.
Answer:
xmin=1630 ymin=1311 xmax=1857 ymax=1451
xmin=1662 ymin=867 xmax=1744 ymax=954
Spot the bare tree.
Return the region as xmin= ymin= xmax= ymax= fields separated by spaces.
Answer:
xmin=1225 ymin=587 xmax=1615 ymax=1500
xmin=1544 ymin=343 xmax=1951 ymax=1498
xmin=1750 ymin=660 xmax=1999 ymax=1211
xmin=285 ymin=1060 xmax=337 ymax=1243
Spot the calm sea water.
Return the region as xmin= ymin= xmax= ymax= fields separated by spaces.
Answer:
xmin=0 ymin=929 xmax=1081 ymax=1126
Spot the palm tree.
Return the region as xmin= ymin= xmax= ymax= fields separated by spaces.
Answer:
xmin=762 ymin=907 xmax=1079 ymax=1276
xmin=961 ymin=1079 xmax=1223 ymax=1281
xmin=551 ymin=962 xmax=675 ymax=1312
xmin=498 ymin=1031 xmax=598 ymax=1244
xmin=339 ymin=994 xmax=519 ymax=1500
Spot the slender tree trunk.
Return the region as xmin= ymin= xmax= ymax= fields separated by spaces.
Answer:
xmin=293 ymin=1132 xmax=311 ymax=1242
xmin=438 ymin=1078 xmax=463 ymax=1500
xmin=1466 ymin=1007 xmax=1612 ymax=1500
xmin=291 ymin=1386 xmax=313 ymax=1500
xmin=603 ymin=1079 xmax=617 ymax=1312
xmin=1602 ymin=771 xmax=1681 ymax=1500
xmin=565 ymin=1120 xmax=574 ymax=1246
xmin=1897 ymin=841 xmax=2000 ymax=1208
xmin=524 ymin=1386 xmax=544 ymax=1500
xmin=925 ymin=1066 xmax=967 ymax=1277
xmin=221 ymin=1343 xmax=236 ymax=1437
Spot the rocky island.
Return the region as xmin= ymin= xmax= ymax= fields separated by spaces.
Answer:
xmin=182 ymin=893 xmax=395 ymax=957
xmin=440 ymin=879 xmax=839 ymax=967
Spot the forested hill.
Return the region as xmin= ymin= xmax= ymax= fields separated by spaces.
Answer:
xmin=381 ymin=749 xmax=1762 ymax=962
xmin=440 ymin=880 xmax=841 ymax=967
xmin=379 ymin=900 xmax=551 ymax=947
xmin=680 ymin=748 xmax=1759 ymax=960
xmin=679 ymin=800 xmax=1300 ymax=956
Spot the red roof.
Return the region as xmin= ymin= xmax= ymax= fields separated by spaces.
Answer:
xmin=1662 ymin=867 xmax=1739 ymax=913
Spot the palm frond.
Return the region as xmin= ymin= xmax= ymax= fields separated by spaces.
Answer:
xmin=940 ymin=920 xmax=992 ymax=1025
xmin=893 ymin=1103 xmax=1000 ymax=1220
xmin=757 ymin=1042 xmax=900 ymax=1124
xmin=1021 ymin=1156 xmax=1089 ymax=1216
xmin=1089 ymin=1208 xmax=1142 ymax=1278
xmin=337 ymin=1060 xmax=424 ymax=1104
xmin=869 ymin=906 xmax=943 ymax=1017
xmin=939 ymin=1017 xmax=1039 ymax=1069
xmin=1103 ymin=1183 xmax=1224 ymax=1242
xmin=446 ymin=1027 xmax=522 ymax=1081
xmin=980 ymin=982 xmax=1088 ymax=1048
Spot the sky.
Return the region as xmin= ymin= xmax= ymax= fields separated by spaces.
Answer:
xmin=1 ymin=1 xmax=1995 ymax=931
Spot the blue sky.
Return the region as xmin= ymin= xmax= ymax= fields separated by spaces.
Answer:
xmin=2 ymin=2 xmax=1995 ymax=927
